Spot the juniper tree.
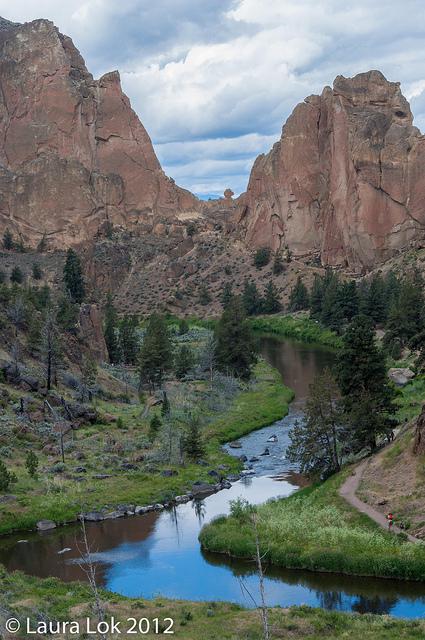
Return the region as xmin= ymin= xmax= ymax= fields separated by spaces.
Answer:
xmin=42 ymin=311 xmax=62 ymax=391
xmin=119 ymin=315 xmax=139 ymax=365
xmin=32 ymin=263 xmax=43 ymax=281
xmin=139 ymin=313 xmax=173 ymax=391
xmin=3 ymin=229 xmax=13 ymax=250
xmin=242 ymin=278 xmax=262 ymax=316
xmin=289 ymin=276 xmax=309 ymax=311
xmin=262 ymin=280 xmax=281 ymax=314
xmin=221 ymin=282 xmax=234 ymax=309
xmin=10 ymin=266 xmax=23 ymax=284
xmin=0 ymin=460 xmax=16 ymax=491
xmin=25 ymin=451 xmax=39 ymax=478
xmin=184 ymin=415 xmax=205 ymax=461
xmin=104 ymin=293 xmax=119 ymax=364
xmin=214 ymin=296 xmax=257 ymax=380
xmin=149 ymin=414 xmax=161 ymax=441
xmin=272 ymin=251 xmax=285 ymax=275
xmin=337 ymin=315 xmax=396 ymax=452
xmin=63 ymin=248 xmax=85 ymax=303
xmin=175 ymin=344 xmax=194 ymax=379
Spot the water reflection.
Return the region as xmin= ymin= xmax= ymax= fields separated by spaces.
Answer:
xmin=1 ymin=339 xmax=425 ymax=617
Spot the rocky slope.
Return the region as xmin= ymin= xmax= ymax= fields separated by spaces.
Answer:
xmin=0 ymin=17 xmax=199 ymax=249
xmin=237 ymin=71 xmax=425 ymax=271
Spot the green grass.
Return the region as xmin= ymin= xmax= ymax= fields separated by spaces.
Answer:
xmin=249 ymin=314 xmax=343 ymax=348
xmin=0 ymin=361 xmax=292 ymax=536
xmin=200 ymin=470 xmax=425 ymax=581
xmin=395 ymin=375 xmax=425 ymax=423
xmin=1 ymin=566 xmax=425 ymax=639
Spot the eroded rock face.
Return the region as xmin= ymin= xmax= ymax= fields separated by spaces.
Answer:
xmin=413 ymin=405 xmax=425 ymax=456
xmin=0 ymin=18 xmax=198 ymax=248
xmin=238 ymin=71 xmax=425 ymax=270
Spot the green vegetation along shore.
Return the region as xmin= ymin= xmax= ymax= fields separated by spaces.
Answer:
xmin=249 ymin=315 xmax=343 ymax=348
xmin=1 ymin=566 xmax=425 ymax=640
xmin=199 ymin=469 xmax=425 ymax=581
xmin=0 ymin=360 xmax=292 ymax=537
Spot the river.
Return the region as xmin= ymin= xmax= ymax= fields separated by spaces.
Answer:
xmin=1 ymin=337 xmax=425 ymax=617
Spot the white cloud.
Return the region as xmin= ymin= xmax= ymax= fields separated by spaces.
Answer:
xmin=0 ymin=0 xmax=424 ymax=197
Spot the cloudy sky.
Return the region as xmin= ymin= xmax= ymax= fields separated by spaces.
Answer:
xmin=1 ymin=1 xmax=425 ymax=198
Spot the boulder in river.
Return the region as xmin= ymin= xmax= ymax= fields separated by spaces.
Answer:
xmin=36 ymin=520 xmax=56 ymax=531
xmin=228 ymin=441 xmax=242 ymax=448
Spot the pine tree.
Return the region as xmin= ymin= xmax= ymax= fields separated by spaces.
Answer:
xmin=198 ymin=284 xmax=212 ymax=306
xmin=139 ymin=313 xmax=173 ymax=391
xmin=149 ymin=414 xmax=161 ymax=441
xmin=63 ymin=248 xmax=85 ymax=304
xmin=309 ymin=274 xmax=324 ymax=319
xmin=221 ymin=282 xmax=233 ymax=309
xmin=175 ymin=344 xmax=194 ymax=379
xmin=27 ymin=314 xmax=43 ymax=355
xmin=214 ymin=296 xmax=257 ymax=380
xmin=287 ymin=369 xmax=344 ymax=477
xmin=32 ymin=263 xmax=43 ymax=281
xmin=56 ymin=294 xmax=79 ymax=332
xmin=289 ymin=276 xmax=309 ymax=311
xmin=3 ymin=229 xmax=13 ymax=250
xmin=321 ymin=274 xmax=344 ymax=331
xmin=42 ymin=311 xmax=62 ymax=391
xmin=10 ymin=266 xmax=23 ymax=284
xmin=365 ymin=274 xmax=387 ymax=324
xmin=119 ymin=315 xmax=139 ymax=364
xmin=337 ymin=315 xmax=396 ymax=451
xmin=242 ymin=278 xmax=262 ymax=316
xmin=161 ymin=392 xmax=171 ymax=417
xmin=25 ymin=451 xmax=39 ymax=478
xmin=184 ymin=415 xmax=205 ymax=460
xmin=38 ymin=284 xmax=51 ymax=309
xmin=339 ymin=280 xmax=359 ymax=322
xmin=80 ymin=357 xmax=97 ymax=402
xmin=104 ymin=294 xmax=120 ymax=364
xmin=0 ymin=459 xmax=16 ymax=491
xmin=262 ymin=280 xmax=282 ymax=314
xmin=253 ymin=247 xmax=271 ymax=269
xmin=272 ymin=252 xmax=285 ymax=275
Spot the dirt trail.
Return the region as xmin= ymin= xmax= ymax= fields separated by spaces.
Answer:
xmin=339 ymin=461 xmax=422 ymax=544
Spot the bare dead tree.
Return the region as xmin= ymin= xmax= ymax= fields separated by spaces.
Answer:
xmin=252 ymin=512 xmax=271 ymax=640
xmin=76 ymin=516 xmax=107 ymax=640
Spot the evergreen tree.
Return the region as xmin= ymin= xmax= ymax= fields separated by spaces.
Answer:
xmin=32 ymin=263 xmax=43 ymax=281
xmin=339 ymin=280 xmax=359 ymax=322
xmin=320 ymin=274 xmax=344 ymax=331
xmin=119 ymin=315 xmax=139 ymax=364
xmin=80 ymin=357 xmax=97 ymax=402
xmin=253 ymin=247 xmax=271 ymax=269
xmin=10 ymin=266 xmax=23 ymax=284
xmin=272 ymin=251 xmax=285 ymax=275
xmin=104 ymin=294 xmax=119 ymax=364
xmin=25 ymin=451 xmax=39 ymax=478
xmin=365 ymin=274 xmax=387 ymax=324
xmin=198 ymin=283 xmax=212 ymax=306
xmin=149 ymin=414 xmax=161 ymax=441
xmin=289 ymin=276 xmax=309 ymax=311
xmin=178 ymin=318 xmax=189 ymax=335
xmin=0 ymin=459 xmax=16 ymax=491
xmin=337 ymin=315 xmax=396 ymax=451
xmin=0 ymin=270 xmax=5 ymax=284
xmin=175 ymin=344 xmax=194 ymax=379
xmin=287 ymin=369 xmax=344 ymax=478
xmin=63 ymin=248 xmax=85 ymax=303
xmin=38 ymin=284 xmax=51 ymax=309
xmin=262 ymin=280 xmax=282 ymax=314
xmin=161 ymin=391 xmax=171 ymax=417
xmin=27 ymin=314 xmax=42 ymax=355
xmin=309 ymin=274 xmax=324 ymax=319
xmin=3 ymin=229 xmax=13 ymax=250
xmin=184 ymin=415 xmax=205 ymax=460
xmin=242 ymin=278 xmax=262 ymax=316
xmin=56 ymin=294 xmax=79 ymax=332
xmin=42 ymin=311 xmax=62 ymax=391
xmin=139 ymin=313 xmax=173 ymax=391
xmin=214 ymin=296 xmax=257 ymax=380
xmin=221 ymin=282 xmax=234 ymax=309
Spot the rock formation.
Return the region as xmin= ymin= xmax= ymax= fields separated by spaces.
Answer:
xmin=237 ymin=71 xmax=425 ymax=271
xmin=0 ymin=17 xmax=198 ymax=248
xmin=413 ymin=405 xmax=425 ymax=456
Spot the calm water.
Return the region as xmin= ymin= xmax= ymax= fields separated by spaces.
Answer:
xmin=1 ymin=337 xmax=425 ymax=617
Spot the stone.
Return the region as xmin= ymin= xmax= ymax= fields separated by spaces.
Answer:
xmin=192 ymin=481 xmax=215 ymax=496
xmin=220 ymin=480 xmax=232 ymax=489
xmin=75 ymin=467 xmax=87 ymax=473
xmin=207 ymin=470 xmax=220 ymax=478
xmin=93 ymin=474 xmax=112 ymax=480
xmin=36 ymin=520 xmax=56 ymax=531
xmin=83 ymin=512 xmax=104 ymax=522
xmin=103 ymin=511 xmax=125 ymax=520
xmin=238 ymin=71 xmax=425 ymax=271
xmin=161 ymin=469 xmax=178 ymax=477
xmin=388 ymin=368 xmax=415 ymax=386
xmin=0 ymin=18 xmax=199 ymax=249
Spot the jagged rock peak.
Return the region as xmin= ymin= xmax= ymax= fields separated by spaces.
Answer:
xmin=0 ymin=18 xmax=199 ymax=249
xmin=238 ymin=71 xmax=425 ymax=271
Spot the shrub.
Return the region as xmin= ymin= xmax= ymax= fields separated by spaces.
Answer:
xmin=253 ymin=247 xmax=271 ymax=269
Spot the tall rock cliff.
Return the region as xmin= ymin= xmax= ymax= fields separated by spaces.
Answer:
xmin=0 ymin=17 xmax=198 ymax=248
xmin=238 ymin=71 xmax=425 ymax=271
